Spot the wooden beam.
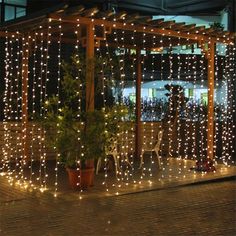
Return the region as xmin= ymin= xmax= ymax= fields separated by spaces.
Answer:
xmin=207 ymin=41 xmax=215 ymax=160
xmin=189 ymin=26 xmax=206 ymax=34
xmin=0 ymin=31 xmax=20 ymax=38
xmin=158 ymin=20 xmax=176 ymax=28
xmin=48 ymin=14 xmax=234 ymax=44
xmin=110 ymin=11 xmax=127 ymax=21
xmin=135 ymin=50 xmax=142 ymax=159
xmin=171 ymin=22 xmax=186 ymax=31
xmin=181 ymin=24 xmax=196 ymax=32
xmin=149 ymin=18 xmax=165 ymax=26
xmin=82 ymin=7 xmax=99 ymax=17
xmin=64 ymin=5 xmax=85 ymax=16
xmin=125 ymin=13 xmax=140 ymax=23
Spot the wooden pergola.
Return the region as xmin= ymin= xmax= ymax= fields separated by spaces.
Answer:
xmin=0 ymin=4 xmax=235 ymax=163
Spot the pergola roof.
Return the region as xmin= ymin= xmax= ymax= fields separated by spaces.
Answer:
xmin=0 ymin=3 xmax=235 ymax=48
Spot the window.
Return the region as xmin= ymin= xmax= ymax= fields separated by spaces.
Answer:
xmin=5 ymin=5 xmax=15 ymax=21
xmin=5 ymin=0 xmax=27 ymax=6
xmin=16 ymin=6 xmax=25 ymax=17
xmin=0 ymin=0 xmax=26 ymax=22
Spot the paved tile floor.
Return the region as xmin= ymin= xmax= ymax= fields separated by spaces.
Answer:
xmin=0 ymin=177 xmax=236 ymax=236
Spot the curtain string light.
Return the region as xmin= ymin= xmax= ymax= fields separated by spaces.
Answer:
xmin=54 ymin=19 xmax=62 ymax=197
xmin=75 ymin=21 xmax=82 ymax=194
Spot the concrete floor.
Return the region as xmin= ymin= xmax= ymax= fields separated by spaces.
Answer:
xmin=0 ymin=176 xmax=235 ymax=235
xmin=1 ymin=158 xmax=236 ymax=199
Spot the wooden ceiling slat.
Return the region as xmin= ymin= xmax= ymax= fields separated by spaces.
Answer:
xmin=95 ymin=10 xmax=114 ymax=19
xmin=157 ymin=20 xmax=176 ymax=28
xmin=1 ymin=4 xmax=234 ymax=44
xmin=181 ymin=24 xmax=196 ymax=32
xmin=109 ymin=11 xmax=127 ymax=21
xmin=81 ymin=7 xmax=99 ymax=17
xmin=124 ymin=13 xmax=140 ymax=23
xmin=134 ymin=16 xmax=153 ymax=25
xmin=149 ymin=18 xmax=165 ymax=26
xmin=64 ymin=5 xmax=85 ymax=16
xmin=171 ymin=22 xmax=186 ymax=30
xmin=189 ymin=25 xmax=206 ymax=33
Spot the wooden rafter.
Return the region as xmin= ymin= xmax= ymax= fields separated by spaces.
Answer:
xmin=47 ymin=13 xmax=235 ymax=44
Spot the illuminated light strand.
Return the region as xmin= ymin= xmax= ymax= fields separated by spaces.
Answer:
xmin=97 ymin=44 xmax=108 ymax=189
xmin=12 ymin=32 xmax=21 ymax=181
xmin=147 ymin=32 xmax=157 ymax=182
xmin=221 ymin=43 xmax=232 ymax=166
xmin=140 ymin=26 xmax=148 ymax=183
xmin=159 ymin=35 xmax=165 ymax=180
xmin=191 ymin=53 xmax=197 ymax=161
xmin=113 ymin=17 xmax=125 ymax=187
xmin=36 ymin=27 xmax=44 ymax=188
xmin=184 ymin=39 xmax=191 ymax=164
xmin=19 ymin=35 xmax=28 ymax=186
xmin=112 ymin=18 xmax=121 ymax=185
xmin=11 ymin=34 xmax=21 ymax=184
xmin=225 ymin=45 xmax=235 ymax=165
xmin=12 ymin=33 xmax=23 ymax=184
xmin=2 ymin=30 xmax=11 ymax=177
xmin=41 ymin=20 xmax=52 ymax=190
xmin=7 ymin=33 xmax=15 ymax=184
xmin=214 ymin=44 xmax=220 ymax=164
xmin=198 ymin=44 xmax=206 ymax=164
xmin=167 ymin=35 xmax=174 ymax=178
xmin=75 ymin=22 xmax=82 ymax=193
xmin=29 ymin=31 xmax=37 ymax=188
xmin=95 ymin=25 xmax=109 ymax=191
xmin=221 ymin=44 xmax=228 ymax=165
xmin=230 ymin=45 xmax=236 ymax=163
xmin=119 ymin=20 xmax=131 ymax=185
xmin=129 ymin=28 xmax=136 ymax=184
xmin=54 ymin=20 xmax=62 ymax=197
xmin=176 ymin=37 xmax=183 ymax=178
xmin=102 ymin=23 xmax=118 ymax=189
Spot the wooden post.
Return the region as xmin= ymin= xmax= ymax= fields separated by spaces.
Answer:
xmin=135 ymin=50 xmax=142 ymax=159
xmin=207 ymin=41 xmax=215 ymax=160
xmin=86 ymin=23 xmax=95 ymax=112
xmin=22 ymin=36 xmax=29 ymax=163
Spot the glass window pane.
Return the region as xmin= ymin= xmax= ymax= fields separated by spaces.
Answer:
xmin=5 ymin=5 xmax=15 ymax=21
xmin=5 ymin=0 xmax=26 ymax=6
xmin=16 ymin=7 xmax=25 ymax=17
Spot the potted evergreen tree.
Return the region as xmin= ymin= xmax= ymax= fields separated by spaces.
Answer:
xmin=43 ymin=53 xmax=126 ymax=189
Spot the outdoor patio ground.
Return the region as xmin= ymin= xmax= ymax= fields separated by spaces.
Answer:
xmin=1 ymin=157 xmax=235 ymax=201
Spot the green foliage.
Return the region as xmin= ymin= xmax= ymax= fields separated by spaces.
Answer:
xmin=43 ymin=52 xmax=126 ymax=169
xmin=210 ymin=22 xmax=224 ymax=30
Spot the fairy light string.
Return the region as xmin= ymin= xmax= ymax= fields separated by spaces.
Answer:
xmin=140 ymin=25 xmax=147 ymax=182
xmin=28 ymin=30 xmax=38 ymax=188
xmin=54 ymin=19 xmax=62 ymax=197
xmin=130 ymin=28 xmax=136 ymax=183
xmin=74 ymin=21 xmax=82 ymax=193
xmin=2 ymin=30 xmax=10 ymax=176
xmin=214 ymin=43 xmax=219 ymax=164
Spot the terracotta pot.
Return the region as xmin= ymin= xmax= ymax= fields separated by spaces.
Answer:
xmin=66 ymin=167 xmax=94 ymax=190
